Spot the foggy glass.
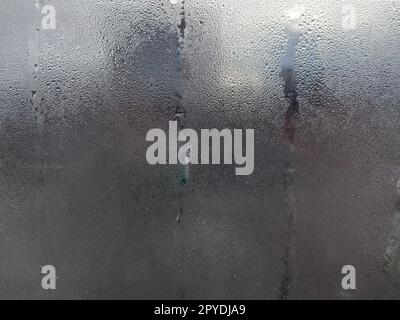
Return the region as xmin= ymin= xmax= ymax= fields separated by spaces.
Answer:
xmin=0 ymin=0 xmax=399 ymax=299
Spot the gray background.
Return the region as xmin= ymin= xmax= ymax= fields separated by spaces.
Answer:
xmin=0 ymin=0 xmax=399 ymax=299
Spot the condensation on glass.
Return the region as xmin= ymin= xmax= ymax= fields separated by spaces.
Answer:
xmin=0 ymin=0 xmax=399 ymax=299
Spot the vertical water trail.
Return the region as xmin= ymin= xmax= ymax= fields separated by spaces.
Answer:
xmin=31 ymin=1 xmax=44 ymax=134
xmin=173 ymin=0 xmax=189 ymax=186
xmin=384 ymin=1 xmax=400 ymax=294
xmin=279 ymin=1 xmax=303 ymax=300
xmin=171 ymin=0 xmax=188 ymax=299
xmin=29 ymin=0 xmax=46 ymax=247
xmin=384 ymin=179 xmax=400 ymax=282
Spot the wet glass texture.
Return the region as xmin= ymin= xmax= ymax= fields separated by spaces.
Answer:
xmin=0 ymin=0 xmax=399 ymax=299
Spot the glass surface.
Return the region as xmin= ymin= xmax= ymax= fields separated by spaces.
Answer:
xmin=0 ymin=0 xmax=399 ymax=299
